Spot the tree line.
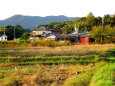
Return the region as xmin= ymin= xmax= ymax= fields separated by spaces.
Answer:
xmin=0 ymin=25 xmax=25 ymax=40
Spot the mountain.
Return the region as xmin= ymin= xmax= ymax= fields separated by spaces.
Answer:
xmin=0 ymin=15 xmax=79 ymax=29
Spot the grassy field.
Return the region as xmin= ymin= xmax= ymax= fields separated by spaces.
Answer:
xmin=0 ymin=44 xmax=115 ymax=86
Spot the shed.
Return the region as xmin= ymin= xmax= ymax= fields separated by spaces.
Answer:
xmin=80 ymin=35 xmax=94 ymax=44
xmin=0 ymin=34 xmax=7 ymax=41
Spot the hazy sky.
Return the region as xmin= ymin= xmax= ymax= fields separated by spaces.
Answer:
xmin=0 ymin=0 xmax=114 ymax=20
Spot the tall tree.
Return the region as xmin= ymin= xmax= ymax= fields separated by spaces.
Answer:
xmin=86 ymin=12 xmax=95 ymax=27
xmin=89 ymin=25 xmax=115 ymax=43
xmin=5 ymin=25 xmax=25 ymax=40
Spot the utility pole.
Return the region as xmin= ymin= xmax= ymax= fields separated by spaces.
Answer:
xmin=101 ymin=16 xmax=104 ymax=43
xmin=14 ymin=26 xmax=16 ymax=40
xmin=102 ymin=16 xmax=104 ymax=27
xmin=4 ymin=26 xmax=6 ymax=35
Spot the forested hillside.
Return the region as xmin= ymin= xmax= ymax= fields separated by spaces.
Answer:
xmin=0 ymin=15 xmax=79 ymax=29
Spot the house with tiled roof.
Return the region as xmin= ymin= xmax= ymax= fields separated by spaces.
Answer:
xmin=32 ymin=27 xmax=52 ymax=36
xmin=30 ymin=27 xmax=62 ymax=40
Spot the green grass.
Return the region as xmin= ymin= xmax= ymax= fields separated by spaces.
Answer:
xmin=90 ymin=63 xmax=115 ymax=86
xmin=0 ymin=55 xmax=103 ymax=65
xmin=63 ymin=72 xmax=92 ymax=86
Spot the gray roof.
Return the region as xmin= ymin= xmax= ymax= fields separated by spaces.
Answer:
xmin=33 ymin=27 xmax=54 ymax=31
xmin=47 ymin=33 xmax=62 ymax=37
xmin=64 ymin=32 xmax=90 ymax=37
xmin=0 ymin=34 xmax=7 ymax=37
xmin=33 ymin=27 xmax=46 ymax=31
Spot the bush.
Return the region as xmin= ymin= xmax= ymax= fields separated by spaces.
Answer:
xmin=16 ymin=39 xmax=30 ymax=44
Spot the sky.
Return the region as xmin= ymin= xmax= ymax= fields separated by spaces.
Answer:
xmin=0 ymin=0 xmax=114 ymax=20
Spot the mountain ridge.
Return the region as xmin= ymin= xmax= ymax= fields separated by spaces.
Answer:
xmin=0 ymin=15 xmax=79 ymax=29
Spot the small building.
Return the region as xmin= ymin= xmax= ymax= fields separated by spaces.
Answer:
xmin=0 ymin=34 xmax=7 ymax=41
xmin=46 ymin=33 xmax=62 ymax=40
xmin=80 ymin=35 xmax=94 ymax=44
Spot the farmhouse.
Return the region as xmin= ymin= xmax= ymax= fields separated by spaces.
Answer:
xmin=31 ymin=27 xmax=52 ymax=36
xmin=30 ymin=27 xmax=62 ymax=40
xmin=0 ymin=34 xmax=7 ymax=41
xmin=30 ymin=27 xmax=52 ymax=40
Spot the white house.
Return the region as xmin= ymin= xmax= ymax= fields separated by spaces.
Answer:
xmin=0 ymin=34 xmax=7 ymax=41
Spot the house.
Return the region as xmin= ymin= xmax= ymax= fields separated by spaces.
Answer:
xmin=32 ymin=27 xmax=52 ymax=36
xmin=30 ymin=27 xmax=52 ymax=40
xmin=0 ymin=34 xmax=7 ymax=41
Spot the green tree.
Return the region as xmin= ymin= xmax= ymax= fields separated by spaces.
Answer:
xmin=5 ymin=25 xmax=25 ymax=40
xmin=89 ymin=25 xmax=115 ymax=43
xmin=21 ymin=32 xmax=30 ymax=40
xmin=86 ymin=12 xmax=95 ymax=27
xmin=95 ymin=17 xmax=102 ymax=26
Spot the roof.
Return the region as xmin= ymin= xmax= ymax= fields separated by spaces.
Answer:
xmin=33 ymin=27 xmax=54 ymax=31
xmin=0 ymin=34 xmax=7 ymax=37
xmin=61 ymin=32 xmax=90 ymax=37
xmin=47 ymin=33 xmax=62 ymax=37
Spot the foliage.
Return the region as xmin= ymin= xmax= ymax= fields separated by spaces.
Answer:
xmin=0 ymin=25 xmax=25 ymax=40
xmin=89 ymin=25 xmax=115 ymax=43
xmin=21 ymin=32 xmax=30 ymax=40
xmin=15 ymin=39 xmax=30 ymax=44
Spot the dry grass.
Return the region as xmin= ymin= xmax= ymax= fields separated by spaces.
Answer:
xmin=0 ymin=44 xmax=114 ymax=86
xmin=1 ymin=44 xmax=114 ymax=57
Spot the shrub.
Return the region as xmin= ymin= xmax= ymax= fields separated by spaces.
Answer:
xmin=16 ymin=39 xmax=30 ymax=44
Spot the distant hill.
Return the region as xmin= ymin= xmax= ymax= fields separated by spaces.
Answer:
xmin=0 ymin=15 xmax=79 ymax=29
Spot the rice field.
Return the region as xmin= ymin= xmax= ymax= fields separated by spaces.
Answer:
xmin=0 ymin=44 xmax=115 ymax=86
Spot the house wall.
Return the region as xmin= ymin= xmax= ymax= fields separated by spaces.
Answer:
xmin=32 ymin=31 xmax=51 ymax=35
xmin=30 ymin=37 xmax=41 ymax=40
xmin=45 ymin=31 xmax=51 ymax=34
xmin=80 ymin=37 xmax=89 ymax=44
xmin=0 ymin=36 xmax=7 ymax=41
xmin=32 ymin=31 xmax=44 ymax=35
xmin=47 ymin=35 xmax=56 ymax=39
